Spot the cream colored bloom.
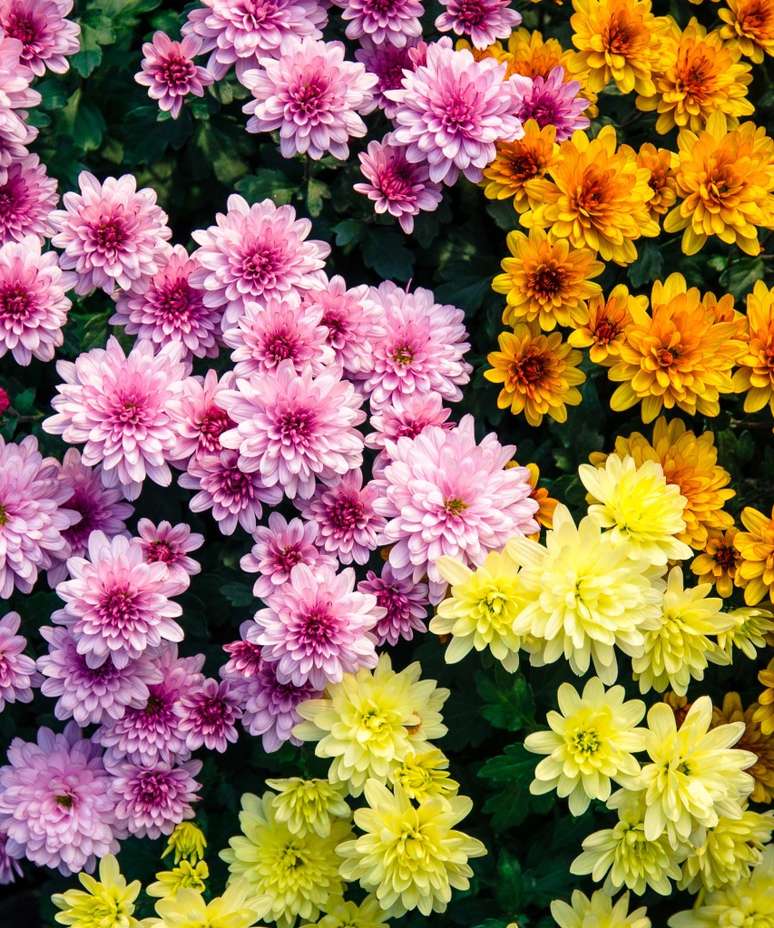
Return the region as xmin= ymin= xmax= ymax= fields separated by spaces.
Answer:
xmin=300 ymin=896 xmax=388 ymax=928
xmin=550 ymin=889 xmax=651 ymax=928
xmin=716 ymin=606 xmax=774 ymax=662
xmin=147 ymin=861 xmax=209 ymax=900
xmin=53 ymin=855 xmax=142 ymax=928
xmin=388 ymin=748 xmax=459 ymax=802
xmin=147 ymin=884 xmax=263 ymax=928
xmin=264 ymin=778 xmax=350 ymax=837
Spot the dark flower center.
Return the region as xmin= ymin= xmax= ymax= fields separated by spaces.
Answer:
xmin=240 ymin=246 xmax=280 ymax=285
xmin=444 ymin=497 xmax=468 ymax=515
xmin=511 ymin=353 xmax=548 ymax=385
xmin=392 ymin=343 xmax=414 ymax=365
xmin=3 ymin=11 xmax=39 ymax=50
xmin=452 ymin=0 xmax=488 ymax=28
xmin=198 ymin=406 xmax=233 ymax=454
xmin=0 ymin=503 xmax=7 ymax=526
xmin=134 ymin=771 xmax=170 ymax=803
xmin=92 ymin=218 xmax=126 ymax=251
xmin=0 ymin=284 xmax=32 ymax=320
xmin=508 ymin=152 xmax=540 ymax=180
xmin=276 ymin=543 xmax=303 ymax=572
xmin=55 ymin=794 xmax=74 ymax=809
xmin=278 ymin=408 xmax=314 ymax=443
xmin=147 ymin=540 xmax=175 ymax=563
xmin=327 ymin=496 xmax=364 ymax=532
xmin=714 ymin=544 xmax=738 ymax=572
xmin=98 ymin=586 xmax=140 ymax=627
xmin=195 ymin=695 xmax=229 ymax=726
xmin=159 ymin=55 xmax=196 ymax=90
xmin=594 ymin=318 xmax=622 ymax=345
xmin=154 ymin=280 xmax=195 ymax=319
xmin=300 ymin=605 xmax=336 ymax=645
xmin=529 ymin=264 xmax=564 ymax=298
xmin=264 ymin=330 xmax=297 ymax=364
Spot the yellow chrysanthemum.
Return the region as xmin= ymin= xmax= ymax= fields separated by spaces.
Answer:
xmin=493 ymin=228 xmax=603 ymax=331
xmin=147 ymin=861 xmax=209 ymax=900
xmin=735 ymin=505 xmax=774 ymax=605
xmin=551 ymin=889 xmax=651 ymax=928
xmin=521 ymin=126 xmax=660 ymax=265
xmin=716 ymin=606 xmax=774 ymax=661
xmin=636 ymin=18 xmax=753 ymax=135
xmin=713 ymin=692 xmax=774 ymax=804
xmin=221 ymin=791 xmax=351 ymax=928
xmin=692 ymin=529 xmax=742 ymax=597
xmin=568 ymin=284 xmax=644 ymax=366
xmin=162 ymin=822 xmax=207 ymax=865
xmin=504 ymin=28 xmax=572 ymax=79
xmin=263 ymin=778 xmax=350 ymax=838
xmin=485 ymin=324 xmax=585 ymax=426
xmin=632 ymin=567 xmax=733 ymax=695
xmin=664 ymin=114 xmax=774 ymax=256
xmin=53 ymin=855 xmax=142 ymax=928
xmin=300 ymin=896 xmax=388 ymax=928
xmin=482 ymin=121 xmax=559 ymax=213
xmin=637 ymin=697 xmax=756 ymax=849
xmin=719 ymin=0 xmax=774 ymax=62
xmin=388 ymin=748 xmax=459 ymax=802
xmin=506 ymin=504 xmax=664 ymax=683
xmin=525 ymin=677 xmax=646 ymax=815
xmin=755 ymin=658 xmax=774 ymax=735
xmin=733 ymin=280 xmax=774 ymax=415
xmin=523 ymin=462 xmax=558 ymax=531
xmin=607 ymin=274 xmax=744 ymax=422
xmin=636 ymin=143 xmax=679 ymax=219
xmin=147 ymin=885 xmax=262 ymax=928
xmin=337 ymin=781 xmax=486 ymax=918
xmin=293 ymin=654 xmax=449 ymax=796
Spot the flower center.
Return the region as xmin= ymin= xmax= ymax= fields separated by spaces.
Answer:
xmin=444 ymin=497 xmax=468 ymax=515
xmin=3 ymin=11 xmax=38 ymax=49
xmin=280 ymin=842 xmax=306 ymax=871
xmin=452 ymin=0 xmax=487 ymax=27
xmin=92 ymin=218 xmax=126 ymax=252
xmin=377 ymin=163 xmax=414 ymax=202
xmin=159 ymin=55 xmax=196 ymax=90
xmin=0 ymin=284 xmax=32 ymax=320
xmin=112 ymin=394 xmax=147 ymax=427
xmin=276 ymin=543 xmax=303 ymax=572
xmin=593 ymin=317 xmax=621 ymax=344
xmin=0 ymin=503 xmax=7 ymax=526
xmin=321 ymin=310 xmax=346 ymax=341
xmin=290 ymin=77 xmax=328 ymax=116
xmin=521 ymin=97 xmax=560 ymax=129
xmin=278 ymin=408 xmax=314 ymax=443
xmin=440 ymin=92 xmax=474 ymax=134
xmin=656 ymin=346 xmax=678 ymax=367
xmin=327 ymin=496 xmax=364 ymax=532
xmin=55 ymin=793 xmax=74 ymax=809
xmin=300 ymin=605 xmax=336 ymax=645
xmin=98 ymin=586 xmax=139 ymax=627
xmin=155 ymin=280 xmax=195 ymax=319
xmin=147 ymin=540 xmax=175 ymax=563
xmin=198 ymin=406 xmax=232 ymax=453
xmin=196 ymin=695 xmax=229 ymax=726
xmin=135 ymin=772 xmax=168 ymax=803
xmin=604 ymin=13 xmax=636 ymax=54
xmin=510 ymin=353 xmax=547 ymax=386
xmin=529 ymin=263 xmax=564 ymax=299
xmin=264 ymin=330 xmax=297 ymax=364
xmin=221 ymin=465 xmax=251 ymax=497
xmin=509 ymin=152 xmax=540 ymax=180
xmin=392 ymin=343 xmax=414 ymax=365
xmin=571 ymin=728 xmax=601 ymax=756
xmin=240 ymin=246 xmax=280 ymax=285
xmin=714 ymin=543 xmax=738 ymax=572
xmin=740 ymin=2 xmax=768 ymax=32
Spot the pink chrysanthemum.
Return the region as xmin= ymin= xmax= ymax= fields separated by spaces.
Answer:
xmin=355 ymin=39 xmax=417 ymax=119
xmin=222 ymin=295 xmax=333 ymax=378
xmin=0 ymin=387 xmax=8 ymax=416
xmin=0 ymin=612 xmax=38 ymax=711
xmin=358 ymin=563 xmax=428 ymax=646
xmin=222 ymin=622 xmax=263 ymax=678
xmin=137 ymin=518 xmax=203 ymax=586
xmin=365 ymin=392 xmax=453 ymax=451
xmin=336 ymin=0 xmax=423 ymax=46
xmin=252 ymin=563 xmax=382 ymax=689
xmin=167 ymin=369 xmax=235 ymax=466
xmin=0 ymin=234 xmax=71 ymax=366
xmin=182 ymin=0 xmax=328 ymax=82
xmin=135 ymin=32 xmax=213 ymax=119
xmin=374 ymin=415 xmax=539 ymax=602
xmin=50 ymin=172 xmax=172 ymax=296
xmin=0 ymin=0 xmax=80 ymax=75
xmin=0 ymin=106 xmax=34 ymax=170
xmin=190 ymin=194 xmax=329 ymax=328
xmin=0 ymin=831 xmax=21 ymax=884
xmin=435 ymin=0 xmax=521 ymax=49
xmin=242 ymin=37 xmax=377 ymax=161
xmin=179 ymin=677 xmax=242 ymax=753
xmin=179 ymin=449 xmax=282 ymax=536
xmin=0 ymin=723 xmax=117 ymax=875
xmin=295 ymin=470 xmax=385 ymax=565
xmin=360 ymin=281 xmax=471 ymax=410
xmin=0 ymin=34 xmax=39 ymax=109
xmin=516 ymin=66 xmax=590 ymax=141
xmin=0 ymin=154 xmax=57 ymax=245
xmin=111 ymin=245 xmax=222 ymax=370
xmin=221 ymin=360 xmax=366 ymax=500
xmin=52 ymin=532 xmax=186 ymax=670
xmin=240 ymin=512 xmax=337 ymax=600
xmin=44 ymin=337 xmax=186 ymax=501
xmin=38 ymin=626 xmax=162 ymax=726
xmin=354 ymin=134 xmax=443 ymax=234
xmin=0 ymin=435 xmax=77 ymax=599
xmin=387 ymin=37 xmax=528 ymax=185
xmin=108 ymin=759 xmax=202 ymax=840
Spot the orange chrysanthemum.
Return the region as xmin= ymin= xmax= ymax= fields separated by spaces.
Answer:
xmin=485 ymin=324 xmax=586 ymax=426
xmin=568 ymin=284 xmax=645 ymax=366
xmin=735 ymin=505 xmax=774 ymax=606
xmin=733 ymin=280 xmax=774 ymax=416
xmin=713 ymin=693 xmax=774 ymax=803
xmin=492 ymin=228 xmax=604 ymax=330
xmin=664 ymin=114 xmax=774 ymax=257
xmin=607 ymin=273 xmax=745 ymax=422
xmin=520 ymin=125 xmax=660 ymax=265
xmin=482 ymin=121 xmax=559 ymax=213
xmin=754 ymin=659 xmax=774 ymax=735
xmin=509 ymin=461 xmax=559 ymax=537
xmin=636 ymin=143 xmax=678 ymax=219
xmin=692 ymin=529 xmax=742 ymax=597
xmin=719 ymin=0 xmax=774 ymax=62
xmin=636 ymin=19 xmax=754 ymax=135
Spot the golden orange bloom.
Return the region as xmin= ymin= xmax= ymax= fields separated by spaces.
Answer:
xmin=485 ymin=324 xmax=586 ymax=426
xmin=702 ymin=289 xmax=747 ymax=338
xmin=692 ymin=528 xmax=742 ymax=596
xmin=636 ymin=143 xmax=678 ymax=219
xmin=735 ymin=505 xmax=774 ymax=606
xmin=482 ymin=121 xmax=559 ymax=213
xmin=453 ymin=38 xmax=510 ymax=63
xmin=636 ymin=18 xmax=753 ymax=135
xmin=713 ymin=692 xmax=774 ymax=803
xmin=664 ymin=114 xmax=774 ymax=257
xmin=525 ymin=462 xmax=558 ymax=531
xmin=607 ymin=274 xmax=745 ymax=422
xmin=520 ymin=125 xmax=660 ymax=265
xmin=754 ymin=659 xmax=774 ymax=735
xmin=733 ymin=280 xmax=774 ymax=416
xmin=719 ymin=0 xmax=774 ymax=62
xmin=492 ymin=228 xmax=604 ymax=330
xmin=568 ymin=284 xmax=645 ymax=366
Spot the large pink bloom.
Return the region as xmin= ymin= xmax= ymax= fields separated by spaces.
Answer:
xmin=252 ymin=563 xmax=382 ymax=689
xmin=242 ymin=37 xmax=377 ymax=161
xmin=0 ymin=154 xmax=57 ymax=245
xmin=0 ymin=723 xmax=118 ymax=875
xmin=0 ymin=0 xmax=80 ymax=75
xmin=374 ymin=415 xmax=538 ymax=601
xmin=50 ymin=172 xmax=172 ymax=296
xmin=220 ymin=360 xmax=366 ymax=499
xmin=44 ymin=337 xmax=187 ymax=500
xmin=0 ymin=612 xmax=38 ymax=711
xmin=386 ymin=38 xmax=528 ymax=185
xmin=179 ymin=678 xmax=242 ymax=752
xmin=108 ymin=759 xmax=202 ymax=839
xmin=358 ymin=563 xmax=428 ymax=646
xmin=167 ymin=369 xmax=235 ymax=466
xmin=435 ymin=0 xmax=521 ymax=49
xmin=135 ymin=32 xmax=213 ymax=119
xmin=0 ymin=35 xmax=39 ymax=167
xmin=52 ymin=532 xmax=186 ymax=670
xmin=336 ymin=0 xmax=423 ymax=46
xmin=137 ymin=518 xmax=203 ymax=586
xmin=355 ymin=39 xmax=417 ymax=119
xmin=190 ymin=195 xmax=329 ymax=328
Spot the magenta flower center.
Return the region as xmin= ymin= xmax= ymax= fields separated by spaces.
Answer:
xmin=146 ymin=540 xmax=174 ymax=563
xmin=263 ymin=329 xmax=297 ymax=364
xmin=143 ymin=692 xmax=173 ymax=721
xmin=194 ymin=695 xmax=229 ymax=727
xmin=326 ymin=495 xmax=364 ymax=532
xmin=220 ymin=466 xmax=252 ymax=497
xmin=153 ymin=280 xmax=196 ymax=319
xmin=392 ymin=343 xmax=414 ymax=365
xmin=159 ymin=55 xmax=196 ymax=90
xmin=299 ymin=604 xmax=336 ymax=646
xmin=521 ymin=95 xmax=561 ymax=129
xmin=198 ymin=406 xmax=233 ymax=453
xmin=110 ymin=393 xmax=149 ymax=427
xmin=0 ymin=284 xmax=32 ymax=321
xmin=239 ymin=246 xmax=281 ymax=284
xmin=375 ymin=583 xmax=409 ymax=616
xmin=224 ymin=640 xmax=262 ymax=675
xmin=2 ymin=11 xmax=39 ymax=51
xmin=276 ymin=543 xmax=304 ymax=573
xmin=452 ymin=0 xmax=488 ymax=27
xmin=92 ymin=217 xmax=127 ymax=253
xmin=320 ymin=311 xmax=346 ymax=341
xmin=97 ymin=586 xmax=141 ymax=628
xmin=396 ymin=419 xmax=425 ymax=439
xmin=278 ymin=408 xmax=315 ymax=443
xmin=289 ymin=77 xmax=329 ymax=117
xmin=377 ymin=164 xmax=415 ymax=202
xmin=134 ymin=772 xmax=171 ymax=803
xmin=439 ymin=92 xmax=475 ymax=133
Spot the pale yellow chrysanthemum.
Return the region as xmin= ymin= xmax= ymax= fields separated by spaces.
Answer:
xmin=293 ymin=654 xmax=449 ymax=796
xmin=263 ymin=778 xmax=350 ymax=838
xmin=52 ymin=855 xmax=142 ymax=928
xmin=716 ymin=606 xmax=774 ymax=662
xmin=300 ymin=896 xmax=388 ymax=928
xmin=550 ymin=889 xmax=651 ymax=928
xmin=147 ymin=861 xmax=210 ymax=900
xmin=524 ymin=677 xmax=646 ymax=815
xmin=388 ymin=748 xmax=459 ymax=802
xmin=579 ymin=454 xmax=692 ymax=566
xmin=162 ymin=822 xmax=207 ymax=865
xmin=506 ymin=504 xmax=664 ymax=684
xmin=637 ymin=697 xmax=756 ymax=849
xmin=220 ymin=791 xmax=351 ymax=928
xmin=430 ymin=549 xmax=524 ymax=672
xmin=571 ymin=790 xmax=684 ymax=896
xmin=632 ymin=567 xmax=733 ymax=695
xmin=147 ymin=884 xmax=263 ymax=928
xmin=337 ymin=781 xmax=486 ymax=918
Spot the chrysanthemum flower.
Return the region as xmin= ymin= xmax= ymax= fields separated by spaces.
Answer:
xmin=149 ymin=884 xmax=263 ymax=928
xmin=389 ymin=748 xmax=459 ymax=802
xmin=162 ymin=821 xmax=207 ymax=865
xmin=167 ymin=369 xmax=234 ymax=466
xmin=493 ymin=228 xmax=603 ymax=331
xmin=337 ymin=0 xmax=423 ymax=45
xmin=0 ymin=0 xmax=79 ymax=75
xmin=221 ymin=790 xmax=351 ymax=928
xmin=137 ymin=518 xmax=203 ymax=587
xmin=52 ymin=855 xmax=141 ymax=928
xmin=715 ymin=606 xmax=774 ymax=662
xmin=482 ymin=120 xmax=559 ymax=213
xmin=304 ymin=897 xmax=388 ymax=928
xmin=435 ymin=0 xmax=521 ymax=48
xmin=503 ymin=28 xmax=573 ymax=80
xmin=713 ymin=692 xmax=774 ymax=805
xmin=733 ymin=280 xmax=774 ymax=415
xmin=294 ymin=654 xmax=448 ymax=795
xmin=755 ymin=659 xmax=774 ymax=735
xmin=108 ymin=759 xmax=202 ymax=840
xmin=179 ymin=677 xmax=242 ymax=753
xmin=691 ymin=529 xmax=741 ymax=597
xmin=0 ymin=832 xmax=20 ymax=885
xmin=354 ymin=40 xmax=418 ymax=119
xmin=636 ymin=143 xmax=679 ymax=222
xmin=44 ymin=337 xmax=188 ymax=500
xmin=485 ymin=323 xmax=586 ymax=426
xmin=552 ymin=890 xmax=651 ymax=928
xmin=719 ymin=0 xmax=774 ymax=62
xmin=664 ymin=115 xmax=774 ymax=256
xmin=568 ymin=284 xmax=643 ymax=366
xmin=0 ymin=723 xmax=118 ymax=875
xmin=637 ymin=696 xmax=756 ymax=848
xmin=515 ymin=66 xmax=589 ymax=140
xmin=146 ymin=859 xmax=209 ymax=900
xmin=520 ymin=125 xmax=660 ymax=265
xmin=358 ymin=563 xmax=429 ymax=646
xmin=365 ymin=393 xmax=452 ymax=463
xmin=264 ymin=777 xmax=349 ymax=837
xmin=580 ymin=454 xmax=692 ymax=565
xmin=0 ymin=612 xmax=36 ymax=711
xmin=735 ymin=505 xmax=774 ymax=605
xmin=135 ymin=32 xmax=214 ymax=119
xmin=520 ymin=461 xmax=558 ymax=534
xmin=0 ymin=154 xmax=57 ymax=244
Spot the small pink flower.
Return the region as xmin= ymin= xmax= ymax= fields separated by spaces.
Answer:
xmin=0 ymin=154 xmax=57 ymax=245
xmin=0 ymin=612 xmax=38 ymax=711
xmin=0 ymin=387 xmax=8 ymax=416
xmin=0 ymin=831 xmax=22 ymax=884
xmin=515 ymin=66 xmax=590 ymax=141
xmin=137 ymin=518 xmax=203 ymax=585
xmin=242 ymin=37 xmax=377 ymax=161
xmin=358 ymin=564 xmax=428 ymax=646
xmin=108 ymin=758 xmax=202 ymax=839
xmin=136 ymin=32 xmax=214 ymax=119
xmin=365 ymin=392 xmax=453 ymax=452
xmin=221 ymin=623 xmax=263 ymax=678
xmin=179 ymin=678 xmax=242 ymax=753
xmin=50 ymin=172 xmax=172 ymax=296
xmin=0 ymin=0 xmax=80 ymax=76
xmin=355 ymin=39 xmax=417 ymax=119
xmin=435 ymin=0 xmax=521 ymax=49
xmin=167 ymin=369 xmax=235 ymax=466
xmin=336 ymin=0 xmax=423 ymax=47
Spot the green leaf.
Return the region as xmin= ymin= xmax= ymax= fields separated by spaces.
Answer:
xmin=333 ymin=219 xmax=364 ymax=248
xmin=306 ymin=178 xmax=330 ymax=217
xmin=720 ymin=257 xmax=765 ymax=299
xmin=479 ymin=744 xmax=547 ymax=830
xmin=236 ymin=170 xmax=297 ymax=206
xmin=362 ymin=229 xmax=414 ymax=281
xmin=476 ymin=669 xmax=535 ymax=732
xmin=627 ymin=242 xmax=663 ymax=288
xmin=221 ymin=583 xmax=255 ymax=608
